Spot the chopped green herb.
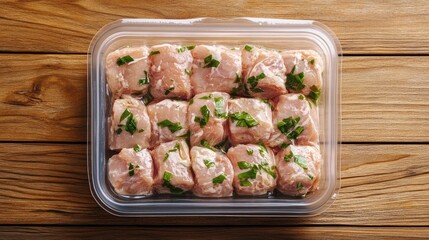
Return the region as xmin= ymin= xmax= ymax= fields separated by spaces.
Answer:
xmin=307 ymin=85 xmax=321 ymax=106
xmin=298 ymin=95 xmax=305 ymax=100
xmin=212 ymin=173 xmax=226 ymax=185
xmin=234 ymin=73 xmax=241 ymax=83
xmin=284 ymin=151 xmax=294 ymax=162
xmin=229 ymin=111 xmax=259 ymax=128
xmin=163 ymin=143 xmax=181 ymax=161
xmin=194 ymin=105 xmax=210 ymax=128
xmin=133 ymin=144 xmax=141 ymax=152
xmin=287 ymin=126 xmax=304 ymax=140
xmin=260 ymin=98 xmax=274 ymax=110
xmin=259 ymin=163 xmax=277 ymax=179
xmin=116 ymin=55 xmax=134 ymax=66
xmin=308 ymin=174 xmax=314 ymax=180
xmin=230 ymin=83 xmax=244 ymax=97
xmin=177 ymin=45 xmax=195 ymax=53
xmin=164 ymin=86 xmax=175 ymax=95
xmin=157 ymin=119 xmax=183 ymax=133
xmin=128 ymin=163 xmax=140 ymax=176
xmin=297 ymin=182 xmax=303 ymax=190
xmin=286 ymin=66 xmax=305 ymax=91
xmin=237 ymin=161 xmax=253 ymax=170
xmin=309 ymin=59 xmax=315 ymax=65
xmin=141 ymin=90 xmax=154 ymax=105
xmin=185 ymin=69 xmax=192 ymax=76
xmin=277 ymin=117 xmax=300 ymax=135
xmin=149 ymin=50 xmax=160 ymax=56
xmin=247 ymin=72 xmax=266 ymax=93
xmin=189 ymin=98 xmax=194 ymax=105
xmin=257 ymin=141 xmax=268 ymax=157
xmin=115 ymin=128 xmax=122 ymax=135
xmin=199 ymin=94 xmax=213 ymax=100
xmin=139 ymin=70 xmax=149 ymax=85
xmin=201 ymin=139 xmax=216 ymax=151
xmin=203 ymin=54 xmax=220 ymax=68
xmin=124 ymin=113 xmax=137 ymax=135
xmin=238 ymin=165 xmax=258 ymax=186
xmin=162 ymin=171 xmax=184 ymax=194
xmin=280 ymin=142 xmax=290 ymax=149
xmin=247 ymin=149 xmax=254 ymax=155
xmin=120 ymin=109 xmax=132 ymax=122
xmin=203 ymin=159 xmax=215 ymax=168
xmin=294 ymin=155 xmax=308 ymax=170
xmin=214 ymin=97 xmax=227 ymax=118
xmin=244 ymin=45 xmax=253 ymax=52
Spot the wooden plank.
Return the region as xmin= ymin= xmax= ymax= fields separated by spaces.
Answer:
xmin=0 ymin=0 xmax=428 ymax=54
xmin=0 ymin=143 xmax=427 ymax=225
xmin=0 ymin=226 xmax=428 ymax=239
xmin=1 ymin=55 xmax=428 ymax=142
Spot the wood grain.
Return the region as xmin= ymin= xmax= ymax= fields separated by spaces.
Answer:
xmin=0 ymin=0 xmax=428 ymax=54
xmin=0 ymin=226 xmax=428 ymax=239
xmin=0 ymin=143 xmax=427 ymax=225
xmin=0 ymin=55 xmax=428 ymax=142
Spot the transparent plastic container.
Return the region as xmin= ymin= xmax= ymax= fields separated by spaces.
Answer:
xmin=88 ymin=18 xmax=341 ymax=217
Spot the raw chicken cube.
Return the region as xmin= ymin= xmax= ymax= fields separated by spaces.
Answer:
xmin=228 ymin=98 xmax=274 ymax=145
xmin=149 ymin=44 xmax=193 ymax=100
xmin=190 ymin=45 xmax=242 ymax=94
xmin=147 ymin=99 xmax=189 ymax=146
xmin=105 ymin=46 xmax=151 ymax=97
xmin=276 ymin=145 xmax=321 ymax=196
xmin=190 ymin=146 xmax=234 ymax=197
xmin=282 ymin=50 xmax=323 ymax=104
xmin=109 ymin=95 xmax=151 ymax=150
xmin=152 ymin=140 xmax=194 ymax=194
xmin=242 ymin=46 xmax=287 ymax=99
xmin=227 ymin=143 xmax=277 ymax=195
xmin=108 ymin=147 xmax=154 ymax=196
xmin=269 ymin=94 xmax=318 ymax=147
xmin=188 ymin=92 xmax=229 ymax=146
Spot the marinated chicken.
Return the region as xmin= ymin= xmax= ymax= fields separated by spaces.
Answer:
xmin=108 ymin=147 xmax=154 ymax=196
xmin=149 ymin=44 xmax=193 ymax=100
xmin=191 ymin=45 xmax=242 ymax=94
xmin=228 ymin=98 xmax=274 ymax=145
xmin=242 ymin=46 xmax=287 ymax=99
xmin=109 ymin=95 xmax=151 ymax=150
xmin=190 ymin=146 xmax=234 ymax=197
xmin=282 ymin=50 xmax=323 ymax=103
xmin=152 ymin=140 xmax=194 ymax=194
xmin=227 ymin=143 xmax=277 ymax=195
xmin=188 ymin=92 xmax=229 ymax=146
xmin=276 ymin=145 xmax=321 ymax=196
xmin=147 ymin=99 xmax=189 ymax=146
xmin=269 ymin=94 xmax=318 ymax=147
xmin=105 ymin=46 xmax=151 ymax=98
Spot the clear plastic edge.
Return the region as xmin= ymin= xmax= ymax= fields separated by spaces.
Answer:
xmin=87 ymin=18 xmax=342 ymax=217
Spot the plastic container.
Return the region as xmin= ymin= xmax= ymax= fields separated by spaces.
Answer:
xmin=88 ymin=18 xmax=341 ymax=217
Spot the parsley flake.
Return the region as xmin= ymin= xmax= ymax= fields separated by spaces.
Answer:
xmin=158 ymin=119 xmax=183 ymax=133
xmin=229 ymin=111 xmax=259 ymax=128
xmin=116 ymin=55 xmax=134 ymax=66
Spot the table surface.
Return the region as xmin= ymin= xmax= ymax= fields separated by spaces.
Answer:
xmin=1 ymin=0 xmax=428 ymax=239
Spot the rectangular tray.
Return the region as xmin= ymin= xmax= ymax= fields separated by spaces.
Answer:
xmin=88 ymin=17 xmax=341 ymax=217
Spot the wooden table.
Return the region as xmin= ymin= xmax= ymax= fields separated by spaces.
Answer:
xmin=1 ymin=1 xmax=428 ymax=238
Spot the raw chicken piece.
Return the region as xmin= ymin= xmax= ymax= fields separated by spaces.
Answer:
xmin=147 ymin=99 xmax=189 ymax=146
xmin=109 ymin=95 xmax=151 ymax=150
xmin=228 ymin=98 xmax=274 ymax=145
xmin=190 ymin=146 xmax=234 ymax=197
xmin=188 ymin=92 xmax=229 ymax=146
xmin=152 ymin=140 xmax=194 ymax=194
xmin=269 ymin=94 xmax=318 ymax=147
xmin=190 ymin=45 xmax=242 ymax=94
xmin=105 ymin=46 xmax=151 ymax=97
xmin=108 ymin=147 xmax=154 ymax=196
xmin=276 ymin=145 xmax=321 ymax=196
xmin=242 ymin=46 xmax=287 ymax=99
xmin=282 ymin=50 xmax=323 ymax=100
xmin=227 ymin=143 xmax=277 ymax=195
xmin=149 ymin=44 xmax=193 ymax=100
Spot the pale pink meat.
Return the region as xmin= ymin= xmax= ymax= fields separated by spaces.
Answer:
xmin=105 ymin=46 xmax=151 ymax=98
xmin=191 ymin=45 xmax=241 ymax=94
xmin=108 ymin=148 xmax=154 ymax=196
xmin=228 ymin=98 xmax=274 ymax=145
xmin=109 ymin=95 xmax=151 ymax=150
xmin=276 ymin=145 xmax=321 ymax=196
xmin=269 ymin=94 xmax=318 ymax=147
xmin=152 ymin=140 xmax=194 ymax=194
xmin=149 ymin=44 xmax=193 ymax=100
xmin=227 ymin=144 xmax=277 ymax=195
xmin=188 ymin=92 xmax=229 ymax=146
xmin=242 ymin=46 xmax=287 ymax=99
xmin=147 ymin=99 xmax=189 ymax=146
xmin=190 ymin=146 xmax=234 ymax=197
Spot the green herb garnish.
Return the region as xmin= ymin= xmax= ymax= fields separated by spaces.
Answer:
xmin=287 ymin=126 xmax=304 ymax=140
xmin=164 ymin=86 xmax=175 ymax=95
xmin=189 ymin=98 xmax=194 ymax=105
xmin=238 ymin=161 xmax=253 ymax=170
xmin=116 ymin=55 xmax=134 ymax=66
xmin=118 ymin=109 xmax=138 ymax=135
xmin=128 ymin=163 xmax=140 ymax=176
xmin=214 ymin=97 xmax=227 ymax=118
xmin=177 ymin=45 xmax=195 ymax=53
xmin=284 ymin=151 xmax=294 ymax=162
xmin=244 ymin=45 xmax=253 ymax=52
xmin=157 ymin=119 xmax=183 ymax=133
xmin=307 ymin=85 xmax=321 ymax=106
xmin=120 ymin=109 xmax=132 ymax=122
xmin=247 ymin=72 xmax=266 ymax=93
xmin=162 ymin=171 xmax=184 ymax=194
xmin=234 ymin=73 xmax=241 ymax=83
xmin=139 ymin=70 xmax=149 ymax=85
xmin=194 ymin=105 xmax=210 ymax=128
xmin=201 ymin=139 xmax=216 ymax=151
xmin=212 ymin=173 xmax=226 ymax=185
xmin=247 ymin=149 xmax=254 ymax=155
xmin=203 ymin=159 xmax=215 ymax=168
xmin=277 ymin=117 xmax=300 ymax=135
xmin=308 ymin=174 xmax=314 ymax=180
xmin=199 ymin=94 xmax=213 ymax=100
xmin=297 ymin=182 xmax=303 ymax=190
xmin=260 ymin=98 xmax=274 ymax=110
xmin=185 ymin=69 xmax=192 ymax=76
xmin=286 ymin=65 xmax=305 ymax=91
xmin=238 ymin=165 xmax=258 ymax=186
xmin=149 ymin=50 xmax=160 ymax=56
xmin=259 ymin=162 xmax=277 ymax=178
xmin=163 ymin=143 xmax=181 ymax=161
xmin=133 ymin=144 xmax=141 ymax=152
xmin=115 ymin=128 xmax=122 ymax=135
xmin=294 ymin=155 xmax=308 ymax=170
xmin=298 ymin=95 xmax=305 ymax=100
xmin=203 ymin=54 xmax=220 ymax=68
xmin=229 ymin=111 xmax=259 ymax=128
xmin=309 ymin=59 xmax=315 ymax=65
